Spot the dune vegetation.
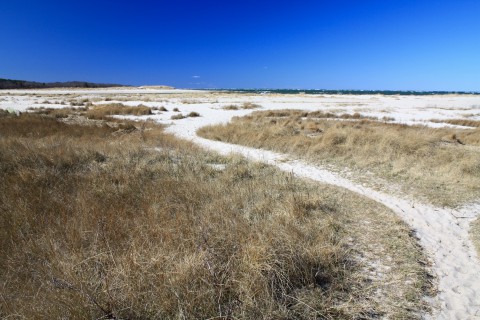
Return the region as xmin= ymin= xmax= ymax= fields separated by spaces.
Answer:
xmin=431 ymin=118 xmax=480 ymax=128
xmin=0 ymin=109 xmax=432 ymax=319
xmin=198 ymin=109 xmax=480 ymax=208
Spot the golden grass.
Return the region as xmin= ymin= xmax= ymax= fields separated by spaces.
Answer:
xmin=188 ymin=111 xmax=200 ymax=117
xmin=431 ymin=119 xmax=480 ymax=128
xmin=198 ymin=110 xmax=480 ymax=207
xmin=222 ymin=104 xmax=240 ymax=110
xmin=472 ymin=218 xmax=480 ymax=257
xmin=222 ymin=102 xmax=262 ymax=111
xmin=171 ymin=112 xmax=201 ymax=120
xmin=28 ymin=106 xmax=87 ymax=118
xmin=28 ymin=103 xmax=153 ymax=120
xmin=260 ymin=109 xmax=386 ymax=121
xmin=170 ymin=113 xmax=186 ymax=120
xmin=0 ymin=112 xmax=432 ymax=318
xmin=181 ymin=99 xmax=201 ymax=104
xmin=86 ymin=103 xmax=152 ymax=118
xmin=242 ymin=102 xmax=262 ymax=109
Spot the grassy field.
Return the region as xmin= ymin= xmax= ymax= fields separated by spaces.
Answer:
xmin=29 ymin=103 xmax=153 ymax=119
xmin=0 ymin=109 xmax=434 ymax=318
xmin=198 ymin=109 xmax=480 ymax=208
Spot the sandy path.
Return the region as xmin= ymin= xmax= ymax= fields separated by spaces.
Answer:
xmin=166 ymin=115 xmax=480 ymax=320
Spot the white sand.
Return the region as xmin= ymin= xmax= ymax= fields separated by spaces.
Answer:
xmin=3 ymin=88 xmax=480 ymax=319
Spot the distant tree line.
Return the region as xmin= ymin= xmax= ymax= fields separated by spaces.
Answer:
xmin=0 ymin=78 xmax=128 ymax=89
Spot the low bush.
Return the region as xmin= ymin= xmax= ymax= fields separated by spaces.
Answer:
xmin=171 ymin=113 xmax=186 ymax=120
xmin=188 ymin=111 xmax=200 ymax=117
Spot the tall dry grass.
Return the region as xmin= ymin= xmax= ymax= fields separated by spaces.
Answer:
xmin=85 ymin=103 xmax=152 ymax=119
xmin=28 ymin=103 xmax=153 ymax=120
xmin=431 ymin=119 xmax=480 ymax=128
xmin=0 ymin=112 xmax=432 ymax=319
xmin=198 ymin=110 xmax=480 ymax=207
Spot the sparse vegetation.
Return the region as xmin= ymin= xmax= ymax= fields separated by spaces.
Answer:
xmin=198 ymin=109 xmax=480 ymax=207
xmin=222 ymin=104 xmax=240 ymax=110
xmin=260 ymin=109 xmax=378 ymax=120
xmin=188 ymin=111 xmax=200 ymax=117
xmin=171 ymin=113 xmax=186 ymax=120
xmin=28 ymin=107 xmax=86 ymax=118
xmin=171 ymin=111 xmax=200 ymax=120
xmin=70 ymin=98 xmax=91 ymax=107
xmin=173 ymin=107 xmax=180 ymax=112
xmin=223 ymin=102 xmax=263 ymax=110
xmin=242 ymin=102 xmax=262 ymax=109
xmin=431 ymin=119 xmax=480 ymax=128
xmin=181 ymin=99 xmax=201 ymax=104
xmin=27 ymin=103 xmax=153 ymax=120
xmin=0 ymin=112 xmax=432 ymax=319
xmin=86 ymin=103 xmax=152 ymax=119
xmin=472 ymin=218 xmax=480 ymax=256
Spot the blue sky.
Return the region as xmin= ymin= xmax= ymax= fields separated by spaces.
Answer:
xmin=1 ymin=0 xmax=479 ymax=90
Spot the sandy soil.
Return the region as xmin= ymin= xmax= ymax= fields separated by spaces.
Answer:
xmin=2 ymin=88 xmax=480 ymax=319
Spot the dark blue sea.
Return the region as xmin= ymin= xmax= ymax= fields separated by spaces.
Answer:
xmin=205 ymin=89 xmax=479 ymax=96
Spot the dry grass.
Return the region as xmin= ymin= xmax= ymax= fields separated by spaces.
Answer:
xmin=86 ymin=103 xmax=152 ymax=119
xmin=188 ymin=111 xmax=200 ymax=117
xmin=27 ymin=103 xmax=153 ymax=120
xmin=0 ymin=109 xmax=15 ymax=117
xmin=222 ymin=104 xmax=240 ymax=110
xmin=0 ymin=112 xmax=432 ymax=319
xmin=198 ymin=110 xmax=480 ymax=207
xmin=70 ymin=98 xmax=91 ymax=107
xmin=171 ymin=113 xmax=186 ymax=120
xmin=431 ymin=119 xmax=480 ymax=128
xmin=222 ymin=102 xmax=262 ymax=111
xmin=181 ymin=99 xmax=201 ymax=104
xmin=472 ymin=218 xmax=480 ymax=256
xmin=28 ymin=106 xmax=87 ymax=118
xmin=260 ymin=109 xmax=382 ymax=121
xmin=241 ymin=102 xmax=262 ymax=109
xmin=171 ymin=112 xmax=200 ymax=120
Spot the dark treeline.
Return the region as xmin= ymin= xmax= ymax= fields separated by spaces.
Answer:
xmin=0 ymin=78 xmax=128 ymax=89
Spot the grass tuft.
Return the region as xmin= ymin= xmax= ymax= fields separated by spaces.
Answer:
xmin=242 ymin=102 xmax=262 ymax=109
xmin=171 ymin=113 xmax=186 ymax=120
xmin=188 ymin=111 xmax=200 ymax=117
xmin=222 ymin=104 xmax=239 ymax=110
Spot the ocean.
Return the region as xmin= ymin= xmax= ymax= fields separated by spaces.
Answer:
xmin=206 ymin=89 xmax=480 ymax=95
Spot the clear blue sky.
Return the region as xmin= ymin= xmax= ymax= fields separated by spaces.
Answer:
xmin=1 ymin=0 xmax=479 ymax=90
